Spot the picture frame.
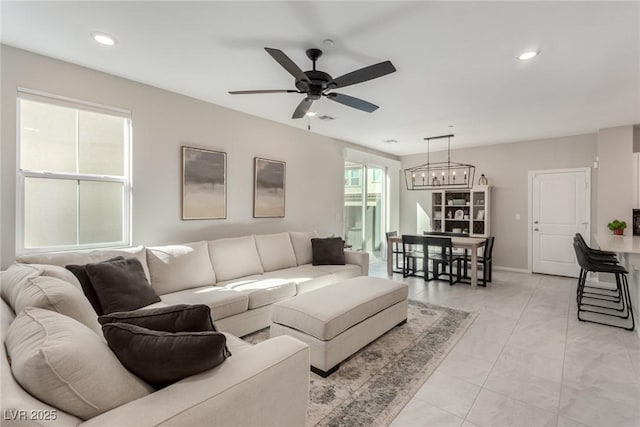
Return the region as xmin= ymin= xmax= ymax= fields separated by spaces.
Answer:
xmin=182 ymin=146 xmax=226 ymax=220
xmin=253 ymin=157 xmax=285 ymax=218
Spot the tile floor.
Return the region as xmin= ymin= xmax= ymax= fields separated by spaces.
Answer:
xmin=366 ymin=262 xmax=640 ymax=427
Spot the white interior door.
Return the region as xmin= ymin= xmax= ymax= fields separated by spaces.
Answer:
xmin=531 ymin=169 xmax=590 ymax=277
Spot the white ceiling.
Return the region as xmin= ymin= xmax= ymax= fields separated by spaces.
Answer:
xmin=2 ymin=1 xmax=639 ymax=155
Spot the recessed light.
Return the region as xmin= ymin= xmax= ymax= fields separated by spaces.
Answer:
xmin=517 ymin=50 xmax=540 ymax=61
xmin=306 ymin=111 xmax=317 ymax=117
xmin=92 ymin=32 xmax=117 ymax=46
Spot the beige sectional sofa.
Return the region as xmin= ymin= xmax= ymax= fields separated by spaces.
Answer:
xmin=15 ymin=231 xmax=369 ymax=337
xmin=1 ymin=231 xmax=368 ymax=426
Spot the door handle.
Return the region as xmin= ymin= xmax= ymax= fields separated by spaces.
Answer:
xmin=581 ymin=222 xmax=589 ymax=225
xmin=534 ymin=221 xmax=539 ymax=224
xmin=534 ymin=228 xmax=539 ymax=231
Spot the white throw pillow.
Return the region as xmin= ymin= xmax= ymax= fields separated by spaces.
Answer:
xmin=208 ymin=236 xmax=264 ymax=282
xmin=146 ymin=241 xmax=216 ymax=295
xmin=254 ymin=233 xmax=297 ymax=272
xmin=14 ymin=276 xmax=101 ymax=336
xmin=5 ymin=307 xmax=152 ymax=420
xmin=289 ymin=231 xmax=319 ymax=265
xmin=0 ymin=263 xmax=43 ymax=310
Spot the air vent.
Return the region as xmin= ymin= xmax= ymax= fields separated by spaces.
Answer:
xmin=317 ymin=115 xmax=335 ymax=121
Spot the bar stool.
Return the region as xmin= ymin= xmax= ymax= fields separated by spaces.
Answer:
xmin=574 ymin=234 xmax=621 ymax=305
xmin=573 ymin=240 xmax=635 ymax=331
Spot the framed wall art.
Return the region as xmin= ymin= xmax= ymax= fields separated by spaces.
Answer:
xmin=182 ymin=146 xmax=226 ymax=220
xmin=253 ymin=157 xmax=285 ymax=218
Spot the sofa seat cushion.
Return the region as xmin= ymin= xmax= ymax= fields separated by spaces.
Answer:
xmin=16 ymin=246 xmax=151 ymax=283
xmin=218 ymin=276 xmax=296 ymax=309
xmin=311 ymin=264 xmax=362 ymax=282
xmin=263 ymin=266 xmax=334 ymax=294
xmin=15 ymin=276 xmax=102 ymax=336
xmin=146 ymin=241 xmax=216 ymax=295
xmin=5 ymin=307 xmax=152 ymax=420
xmin=208 ymin=236 xmax=264 ymax=282
xmin=272 ymin=276 xmax=408 ymax=341
xmin=289 ymin=231 xmax=318 ymax=266
xmin=254 ymin=233 xmax=297 ymax=272
xmin=160 ymin=287 xmax=248 ymax=321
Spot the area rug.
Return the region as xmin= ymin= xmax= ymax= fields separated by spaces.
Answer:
xmin=243 ymin=300 xmax=475 ymax=427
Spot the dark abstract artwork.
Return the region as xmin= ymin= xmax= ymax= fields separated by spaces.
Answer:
xmin=182 ymin=146 xmax=226 ymax=220
xmin=253 ymin=157 xmax=285 ymax=218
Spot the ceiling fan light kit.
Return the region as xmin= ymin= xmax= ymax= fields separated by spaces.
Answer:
xmin=229 ymin=47 xmax=396 ymax=119
xmin=404 ymin=134 xmax=476 ymax=191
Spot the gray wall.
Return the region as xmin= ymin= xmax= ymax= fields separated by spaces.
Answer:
xmin=597 ymin=125 xmax=634 ymax=231
xmin=400 ymin=134 xmax=598 ymax=270
xmin=0 ymin=46 xmax=399 ymax=268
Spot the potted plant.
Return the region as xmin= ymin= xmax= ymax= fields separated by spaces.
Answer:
xmin=607 ymin=219 xmax=627 ymax=235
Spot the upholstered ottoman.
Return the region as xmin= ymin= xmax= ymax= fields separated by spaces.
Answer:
xmin=270 ymin=276 xmax=408 ymax=377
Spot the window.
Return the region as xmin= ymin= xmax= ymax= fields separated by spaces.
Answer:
xmin=344 ymin=168 xmax=361 ymax=187
xmin=371 ymin=169 xmax=382 ymax=183
xmin=17 ymin=90 xmax=131 ymax=253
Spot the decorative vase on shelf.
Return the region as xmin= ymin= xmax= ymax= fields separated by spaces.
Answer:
xmin=478 ymin=174 xmax=489 ymax=185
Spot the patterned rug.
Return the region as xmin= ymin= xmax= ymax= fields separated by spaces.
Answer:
xmin=243 ymin=300 xmax=475 ymax=427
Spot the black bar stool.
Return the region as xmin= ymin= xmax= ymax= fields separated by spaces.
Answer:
xmin=573 ymin=239 xmax=635 ymax=331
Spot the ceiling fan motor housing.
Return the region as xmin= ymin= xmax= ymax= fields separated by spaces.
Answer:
xmin=296 ymin=70 xmax=333 ymax=99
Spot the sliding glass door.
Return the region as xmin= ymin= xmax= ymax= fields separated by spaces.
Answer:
xmin=344 ymin=162 xmax=385 ymax=261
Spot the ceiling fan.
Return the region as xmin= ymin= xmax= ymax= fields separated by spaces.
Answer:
xmin=229 ymin=47 xmax=396 ymax=119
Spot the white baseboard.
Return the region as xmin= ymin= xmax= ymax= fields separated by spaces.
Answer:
xmin=494 ymin=266 xmax=530 ymax=274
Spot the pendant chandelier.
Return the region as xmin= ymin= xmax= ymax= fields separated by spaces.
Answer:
xmin=404 ymin=134 xmax=475 ymax=190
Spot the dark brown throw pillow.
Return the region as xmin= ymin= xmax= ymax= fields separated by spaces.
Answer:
xmin=98 ymin=304 xmax=216 ymax=333
xmin=85 ymin=257 xmax=160 ymax=314
xmin=311 ymin=237 xmax=346 ymax=265
xmin=102 ymin=322 xmax=230 ymax=388
xmin=66 ymin=256 xmax=125 ymax=315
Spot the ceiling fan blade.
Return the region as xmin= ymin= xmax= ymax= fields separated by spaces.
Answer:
xmin=228 ymin=90 xmax=297 ymax=95
xmin=292 ymin=98 xmax=314 ymax=119
xmin=325 ymin=93 xmax=379 ymax=113
xmin=330 ymin=61 xmax=396 ymax=89
xmin=265 ymin=48 xmax=311 ymax=83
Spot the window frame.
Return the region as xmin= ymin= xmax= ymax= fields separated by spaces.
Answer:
xmin=16 ymin=88 xmax=132 ymax=254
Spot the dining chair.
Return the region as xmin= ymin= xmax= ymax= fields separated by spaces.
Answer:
xmin=386 ymin=231 xmax=403 ymax=274
xmin=401 ymin=235 xmax=429 ymax=280
xmin=425 ymin=236 xmax=464 ymax=285
xmin=462 ymin=235 xmax=495 ymax=286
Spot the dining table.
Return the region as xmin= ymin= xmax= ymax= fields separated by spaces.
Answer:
xmin=387 ymin=234 xmax=487 ymax=288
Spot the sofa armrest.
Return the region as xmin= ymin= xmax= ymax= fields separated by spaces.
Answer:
xmin=80 ymin=336 xmax=309 ymax=427
xmin=345 ymin=250 xmax=369 ymax=276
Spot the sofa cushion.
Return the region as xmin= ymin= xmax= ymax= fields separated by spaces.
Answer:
xmin=99 ymin=304 xmax=217 ymax=333
xmin=86 ymin=257 xmax=161 ymax=314
xmin=312 ymin=264 xmax=362 ymax=282
xmin=160 ymin=286 xmax=248 ymax=321
xmin=219 ymin=276 xmax=296 ymax=309
xmin=311 ymin=237 xmax=346 ymax=265
xmin=66 ymin=256 xmax=125 ymax=315
xmin=5 ymin=307 xmax=152 ymax=420
xmin=254 ymin=233 xmax=297 ymax=272
xmin=15 ymin=276 xmax=101 ymax=336
xmin=0 ymin=263 xmax=43 ymax=310
xmin=263 ymin=266 xmax=335 ymax=295
xmin=289 ymin=231 xmax=318 ymax=265
xmin=102 ymin=322 xmax=230 ymax=389
xmin=17 ymin=246 xmax=152 ymax=283
xmin=208 ymin=236 xmax=264 ymax=282
xmin=147 ymin=241 xmax=216 ymax=295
